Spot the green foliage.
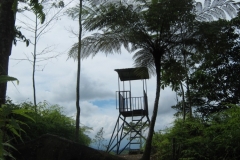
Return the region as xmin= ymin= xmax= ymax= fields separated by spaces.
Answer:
xmin=0 ymin=76 xmax=18 ymax=84
xmin=11 ymin=0 xmax=46 ymax=47
xmin=0 ymin=104 xmax=34 ymax=160
xmin=161 ymin=58 xmax=186 ymax=91
xmin=12 ymin=0 xmax=45 ymax=25
xmin=188 ymin=19 xmax=240 ymax=117
xmin=5 ymin=100 xmax=91 ymax=146
xmin=25 ymin=0 xmax=45 ymax=24
xmin=0 ymin=75 xmax=22 ymax=159
xmin=13 ymin=27 xmax=30 ymax=46
xmin=152 ymin=105 xmax=240 ymax=160
xmin=170 ymin=17 xmax=240 ymax=119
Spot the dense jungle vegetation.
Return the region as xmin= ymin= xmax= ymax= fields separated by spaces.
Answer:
xmin=152 ymin=105 xmax=240 ymax=160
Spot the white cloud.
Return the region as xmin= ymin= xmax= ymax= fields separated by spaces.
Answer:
xmin=6 ymin=2 xmax=179 ymax=144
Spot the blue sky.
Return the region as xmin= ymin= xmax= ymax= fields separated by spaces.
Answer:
xmin=92 ymin=99 xmax=115 ymax=108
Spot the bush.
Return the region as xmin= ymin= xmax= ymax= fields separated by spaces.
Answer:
xmin=5 ymin=99 xmax=91 ymax=146
xmin=152 ymin=105 xmax=240 ymax=160
xmin=0 ymin=103 xmax=34 ymax=159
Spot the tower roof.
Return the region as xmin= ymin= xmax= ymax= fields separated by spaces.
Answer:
xmin=115 ymin=67 xmax=149 ymax=81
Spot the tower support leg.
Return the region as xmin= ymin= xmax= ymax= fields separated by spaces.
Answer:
xmin=107 ymin=114 xmax=150 ymax=155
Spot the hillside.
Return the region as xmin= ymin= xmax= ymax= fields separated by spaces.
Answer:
xmin=13 ymin=134 xmax=127 ymax=160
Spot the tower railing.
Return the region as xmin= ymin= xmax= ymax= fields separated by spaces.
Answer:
xmin=116 ymin=91 xmax=148 ymax=113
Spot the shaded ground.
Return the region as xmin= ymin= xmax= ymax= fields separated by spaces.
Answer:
xmin=13 ymin=134 xmax=144 ymax=160
xmin=118 ymin=154 xmax=143 ymax=160
xmin=118 ymin=153 xmax=156 ymax=160
xmin=13 ymin=134 xmax=124 ymax=160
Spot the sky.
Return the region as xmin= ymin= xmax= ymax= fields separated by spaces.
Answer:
xmin=6 ymin=0 xmax=219 ymax=148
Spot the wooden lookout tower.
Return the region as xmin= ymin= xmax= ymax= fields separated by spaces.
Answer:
xmin=107 ymin=67 xmax=150 ymax=154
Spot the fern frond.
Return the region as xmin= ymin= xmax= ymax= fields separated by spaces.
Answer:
xmin=195 ymin=2 xmax=203 ymax=14
xmin=2 ymin=142 xmax=17 ymax=160
xmin=214 ymin=7 xmax=227 ymax=19
xmin=195 ymin=0 xmax=239 ymax=21
xmin=209 ymin=10 xmax=221 ymax=19
xmin=68 ymin=32 xmax=132 ymax=60
xmin=65 ymin=4 xmax=80 ymax=20
xmin=12 ymin=109 xmax=35 ymax=122
xmin=226 ymin=4 xmax=237 ymax=17
xmin=203 ymin=0 xmax=211 ymax=11
xmin=68 ymin=42 xmax=79 ymax=60
xmin=133 ymin=49 xmax=155 ymax=76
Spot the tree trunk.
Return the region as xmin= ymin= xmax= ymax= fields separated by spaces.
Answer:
xmin=33 ymin=14 xmax=38 ymax=110
xmin=180 ymin=82 xmax=186 ymax=121
xmin=75 ymin=0 xmax=82 ymax=142
xmin=0 ymin=0 xmax=15 ymax=106
xmin=141 ymin=56 xmax=161 ymax=160
xmin=186 ymin=78 xmax=192 ymax=117
xmin=183 ymin=50 xmax=192 ymax=117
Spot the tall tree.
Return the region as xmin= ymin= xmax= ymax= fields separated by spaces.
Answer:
xmin=168 ymin=0 xmax=240 ymax=119
xmin=66 ymin=0 xmax=83 ymax=141
xmin=75 ymin=0 xmax=82 ymax=142
xmin=15 ymin=0 xmax=67 ymax=110
xmin=161 ymin=0 xmax=240 ymax=120
xmin=189 ymin=19 xmax=240 ymax=118
xmin=29 ymin=0 xmax=64 ymax=109
xmin=0 ymin=0 xmax=15 ymax=105
xmin=0 ymin=0 xmax=45 ymax=106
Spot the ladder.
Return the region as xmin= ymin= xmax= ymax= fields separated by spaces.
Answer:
xmin=129 ymin=114 xmax=143 ymax=154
